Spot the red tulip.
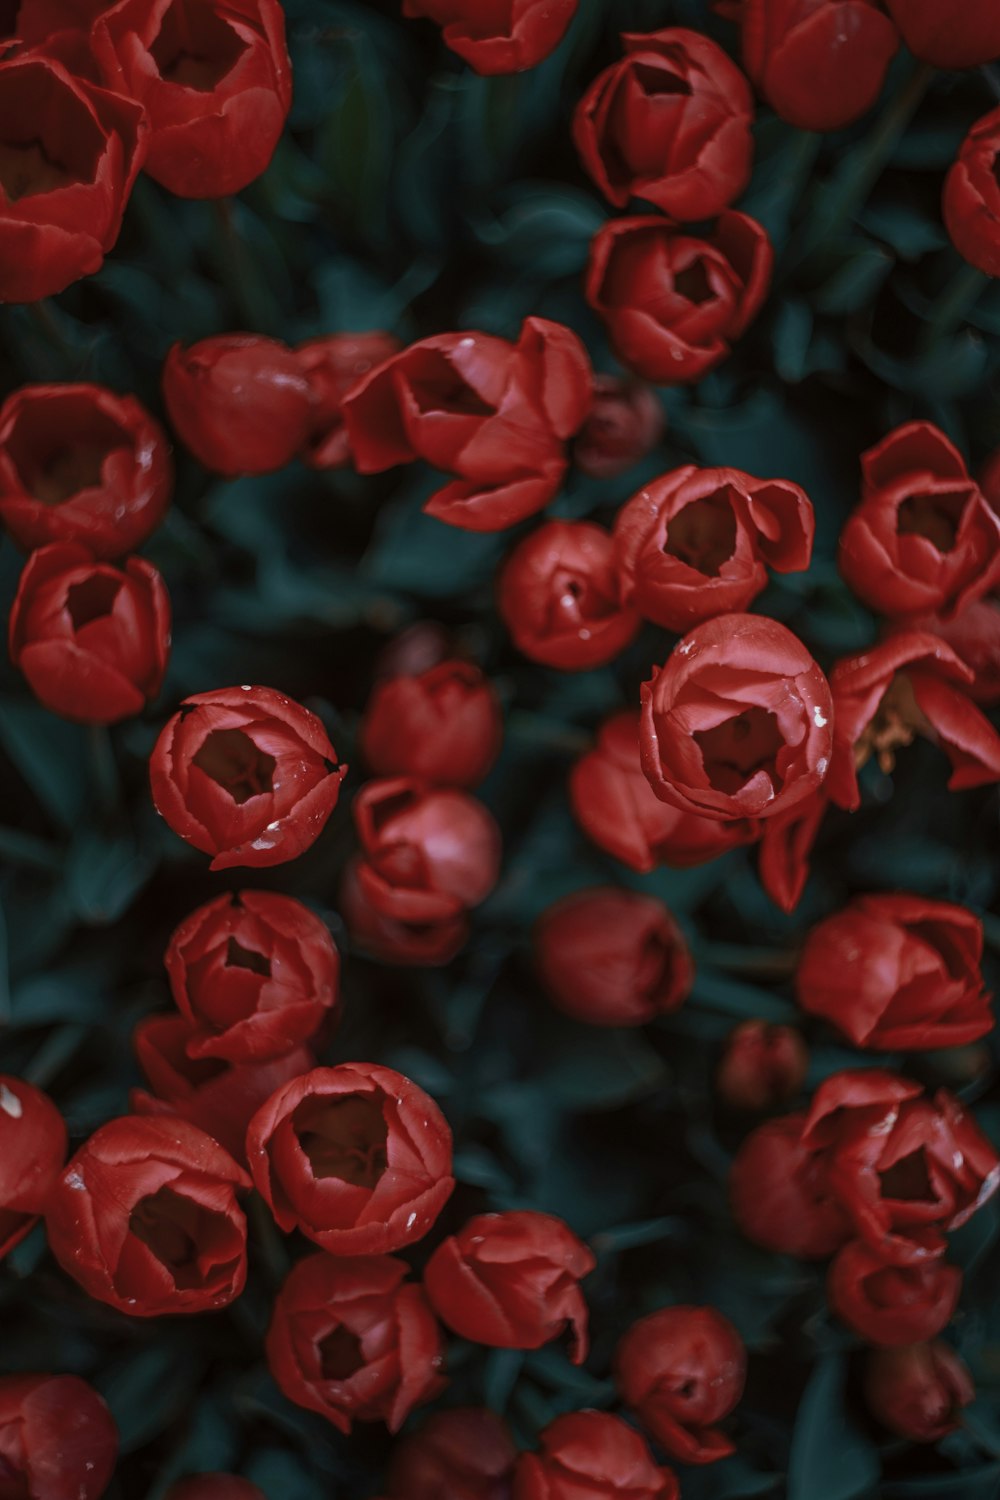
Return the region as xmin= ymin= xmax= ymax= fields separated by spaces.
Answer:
xmin=0 ymin=1373 xmax=118 ymax=1500
xmin=513 ymin=1411 xmax=678 ymax=1500
xmin=295 ymin=332 xmax=403 ymax=470
xmin=385 ymin=1407 xmax=517 ymax=1500
xmin=340 ymin=855 xmax=470 ymax=968
xmin=616 ymin=1305 xmax=746 ymax=1464
xmin=885 ymin=0 xmax=1000 ymax=67
xmin=0 ymin=1076 xmax=66 ymax=1260
xmin=400 ymin=0 xmax=578 ymax=75
xmin=741 ymin=0 xmax=898 ymax=132
xmin=716 ymin=1020 xmax=808 ymax=1111
xmin=944 ymin=106 xmax=1000 ymax=278
xmin=730 ymin=1113 xmax=851 ymax=1259
xmin=361 ymin=660 xmax=503 ymax=789
xmin=828 ymin=1240 xmax=962 ymax=1346
xmin=864 ymin=1342 xmax=974 ymax=1441
xmin=573 ymin=376 xmax=664 ymax=481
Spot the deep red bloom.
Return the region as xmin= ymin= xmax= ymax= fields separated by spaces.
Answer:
xmin=266 ymin=1251 xmax=445 ymax=1433
xmin=756 ymin=787 xmax=829 ymax=914
xmin=352 ymin=778 xmax=501 ymax=925
xmin=341 ymin=319 xmax=593 ymax=532
xmin=574 ymin=29 xmax=753 ymax=219
xmin=45 ymin=1114 xmax=250 ymax=1316
xmin=615 ymin=466 xmax=814 ymax=631
xmin=162 ymin=336 xmax=315 ymax=477
xmin=828 ymin=1240 xmax=962 ymax=1346
xmin=885 ymin=0 xmax=1000 ymax=67
xmin=246 ymin=1063 xmax=454 ymax=1254
xmin=9 ymin=544 xmax=170 ymax=725
xmin=130 ymin=1013 xmax=313 ymax=1166
xmin=716 ymin=1021 xmax=808 ymax=1112
xmin=513 ymin=1411 xmax=679 ymax=1500
xmin=535 ymin=887 xmax=693 ymax=1027
xmin=864 ymin=1342 xmax=974 ymax=1442
xmin=0 ymin=384 xmax=172 ymax=558
xmin=0 ymin=1076 xmax=66 ymax=1260
xmin=839 ymin=423 xmax=1000 ymax=622
xmin=149 ymin=685 xmax=346 ymax=870
xmin=570 ymin=712 xmax=759 ymax=873
xmin=827 ymin=631 xmax=1000 ymax=811
xmin=400 ymin=0 xmax=577 ymax=75
xmin=424 ymin=1210 xmax=595 ymax=1363
xmin=796 ymin=893 xmax=992 ymax=1050
xmin=729 ymin=1113 xmax=851 ymax=1259
xmin=165 ymin=890 xmax=340 ymax=1063
xmin=361 ymin=660 xmax=503 ymax=789
xmin=640 ymin=613 xmax=834 ymax=822
xmin=800 ymin=1070 xmax=1000 ymax=1265
xmin=497 ymin=520 xmax=639 ymax=671
xmin=295 ymin=333 xmax=403 ymax=470
xmin=585 ymin=213 xmax=772 ymax=385
xmin=910 ymin=599 xmax=1000 ymax=706
xmin=91 ymin=0 xmax=290 ymax=197
xmin=165 ymin=1479 xmax=265 ymax=1500
xmin=615 ymin=1305 xmax=746 ymax=1465
xmin=944 ymin=106 xmax=1000 ymax=278
xmin=0 ymin=1373 xmax=118 ymax=1500
xmin=340 ymin=856 xmax=470 ymax=968
xmin=385 ymin=1407 xmax=517 ymax=1500
xmin=0 ymin=52 xmax=145 ymax=302
xmin=573 ymin=376 xmax=664 ymax=481
xmin=741 ymin=0 xmax=899 ymax=132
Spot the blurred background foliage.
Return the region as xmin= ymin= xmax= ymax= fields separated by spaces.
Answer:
xmin=1 ymin=1 xmax=1000 ymax=1496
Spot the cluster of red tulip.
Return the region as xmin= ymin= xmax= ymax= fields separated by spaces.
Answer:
xmin=3 ymin=0 xmax=1000 ymax=1496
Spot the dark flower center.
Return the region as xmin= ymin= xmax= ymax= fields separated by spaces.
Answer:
xmin=632 ymin=61 xmax=691 ymax=97
xmin=30 ymin=443 xmax=108 ymax=506
xmin=225 ymin=937 xmax=271 ymax=977
xmin=293 ymin=1093 xmax=389 ymax=1188
xmin=854 ymin=672 xmax=928 ymax=776
xmin=0 ymin=2 xmax=19 ymax=39
xmin=637 ymin=930 xmax=676 ymax=1002
xmin=674 ymin=259 xmax=715 ymax=305
xmin=695 ymin=707 xmax=784 ymax=795
xmin=665 ymin=489 xmax=738 ymax=575
xmin=318 ymin=1324 xmax=365 ymax=1381
xmin=0 ymin=139 xmax=73 ymax=201
xmin=66 ymin=574 xmax=121 ymax=630
xmin=151 ymin=0 xmax=249 ymax=91
xmin=879 ymin=1148 xmax=934 ymax=1203
xmin=193 ymin=729 xmax=277 ymax=805
xmin=897 ymin=488 xmax=968 ymax=552
xmin=129 ymin=1187 xmax=206 ymax=1289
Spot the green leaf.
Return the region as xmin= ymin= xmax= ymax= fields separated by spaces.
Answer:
xmin=788 ymin=1353 xmax=880 ymax=1500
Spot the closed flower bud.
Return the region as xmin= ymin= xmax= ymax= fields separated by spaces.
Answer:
xmin=165 ymin=891 xmax=340 ymax=1063
xmin=131 ymin=1013 xmax=313 ymax=1166
xmin=246 ymin=1063 xmax=454 ymax=1255
xmin=295 ymin=332 xmax=403 ymax=469
xmin=424 ymin=1210 xmax=595 ymax=1363
xmin=498 ymin=520 xmax=639 ymax=671
xmin=166 ymin=1479 xmax=265 ymax=1500
xmin=944 ymin=106 xmax=1000 ymax=278
xmin=615 ymin=466 xmax=814 ymax=631
xmin=46 ymin=1115 xmax=250 ymax=1316
xmin=0 ymin=53 xmax=146 ymax=302
xmin=800 ymin=1070 xmax=1000 ymax=1265
xmin=341 ymin=319 xmax=592 ymax=533
xmin=573 ymin=376 xmax=664 ymax=481
xmin=615 ymin=1305 xmax=746 ymax=1465
xmin=0 ymin=1076 xmax=67 ymax=1260
xmin=641 ymin=614 xmax=834 ymax=822
xmin=570 ymin=712 xmax=759 ymax=873
xmin=162 ymin=335 xmax=314 ymax=476
xmin=401 ymin=0 xmax=577 ymax=75
xmin=574 ymin=29 xmax=754 ymax=219
xmin=828 ymin=1240 xmax=962 ymax=1346
xmin=361 ymin=661 xmax=503 ymax=789
xmin=585 ymin=212 xmax=772 ymax=385
xmin=385 ymin=1407 xmax=517 ymax=1500
xmin=340 ymin=856 xmax=470 ymax=968
xmin=0 ymin=383 xmax=172 ymax=558
xmin=352 ymin=778 xmax=502 ymax=924
xmin=741 ymin=0 xmax=899 ymax=132
xmin=149 ymin=685 xmax=346 ymax=871
xmin=0 ymin=1373 xmax=118 ymax=1500
xmin=513 ymin=1411 xmax=679 ymax=1500
xmin=535 ymin=887 xmax=693 ymax=1027
xmin=266 ymin=1251 xmax=445 ymax=1433
xmin=796 ymin=894 xmax=992 ymax=1051
xmin=885 ymin=0 xmax=1000 ymax=67
xmin=730 ymin=1113 xmax=851 ymax=1259
xmin=9 ymin=544 xmax=170 ymax=725
xmin=840 ymin=423 xmax=1000 ymax=622
xmin=716 ymin=1021 xmax=808 ymax=1112
xmin=864 ymin=1342 xmax=974 ymax=1442
xmin=827 ymin=631 xmax=1000 ymax=811
xmin=910 ymin=599 xmax=1000 ymax=706
xmin=92 ymin=0 xmax=291 ymax=198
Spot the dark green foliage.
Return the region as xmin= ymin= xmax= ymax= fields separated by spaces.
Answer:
xmin=1 ymin=1 xmax=1000 ymax=1496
